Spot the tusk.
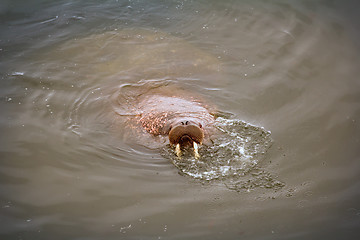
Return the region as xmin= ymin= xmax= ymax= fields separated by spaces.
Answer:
xmin=193 ymin=142 xmax=200 ymax=159
xmin=175 ymin=143 xmax=181 ymax=158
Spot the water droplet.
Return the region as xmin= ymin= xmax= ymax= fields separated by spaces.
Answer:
xmin=119 ymin=224 xmax=132 ymax=233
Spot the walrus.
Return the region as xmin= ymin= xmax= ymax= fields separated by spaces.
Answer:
xmin=98 ymin=29 xmax=222 ymax=157
xmin=128 ymin=86 xmax=216 ymax=158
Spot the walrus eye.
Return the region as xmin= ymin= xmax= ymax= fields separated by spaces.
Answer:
xmin=168 ymin=125 xmax=172 ymax=131
xmin=199 ymin=123 xmax=202 ymax=128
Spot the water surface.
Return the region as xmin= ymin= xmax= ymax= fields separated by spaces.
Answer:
xmin=1 ymin=0 xmax=360 ymax=239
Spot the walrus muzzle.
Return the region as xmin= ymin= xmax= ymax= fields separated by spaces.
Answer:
xmin=169 ymin=124 xmax=204 ymax=146
xmin=168 ymin=124 xmax=204 ymax=159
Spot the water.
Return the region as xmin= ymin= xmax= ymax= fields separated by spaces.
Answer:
xmin=1 ymin=0 xmax=360 ymax=239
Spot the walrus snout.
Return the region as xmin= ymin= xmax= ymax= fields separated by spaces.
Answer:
xmin=179 ymin=120 xmax=202 ymax=128
xmin=168 ymin=123 xmax=204 ymax=146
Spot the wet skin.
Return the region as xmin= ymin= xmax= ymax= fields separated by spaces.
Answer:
xmin=169 ymin=121 xmax=204 ymax=146
xmin=135 ymin=94 xmax=214 ymax=159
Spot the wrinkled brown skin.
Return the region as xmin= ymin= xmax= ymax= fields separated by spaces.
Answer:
xmin=135 ymin=92 xmax=215 ymax=151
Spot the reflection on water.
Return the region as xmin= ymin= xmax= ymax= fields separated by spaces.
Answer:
xmin=1 ymin=0 xmax=360 ymax=239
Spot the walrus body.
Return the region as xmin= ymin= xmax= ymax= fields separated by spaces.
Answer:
xmin=133 ymin=91 xmax=215 ymax=158
xmin=101 ymin=29 xmax=222 ymax=156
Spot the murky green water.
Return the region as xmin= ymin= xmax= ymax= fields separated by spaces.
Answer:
xmin=1 ymin=0 xmax=360 ymax=239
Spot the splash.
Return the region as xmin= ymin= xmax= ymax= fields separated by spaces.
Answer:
xmin=163 ymin=117 xmax=284 ymax=191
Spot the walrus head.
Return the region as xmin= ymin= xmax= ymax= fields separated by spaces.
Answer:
xmin=168 ymin=120 xmax=204 ymax=159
